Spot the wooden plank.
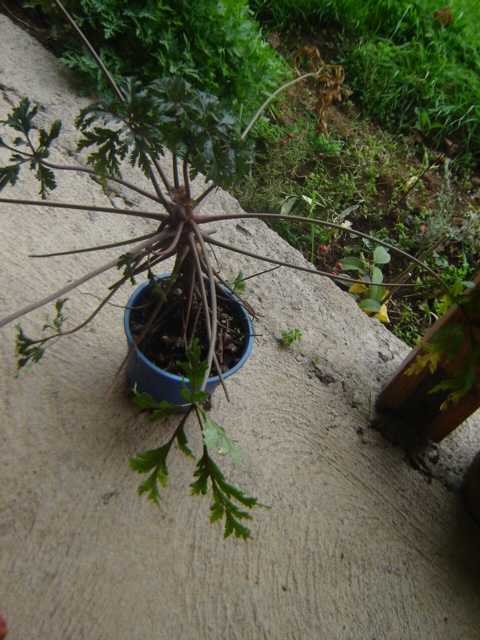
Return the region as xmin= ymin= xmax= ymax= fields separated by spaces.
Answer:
xmin=376 ymin=274 xmax=480 ymax=442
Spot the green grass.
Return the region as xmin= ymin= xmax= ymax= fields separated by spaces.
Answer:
xmin=251 ymin=0 xmax=480 ymax=160
xmin=30 ymin=0 xmax=480 ymax=159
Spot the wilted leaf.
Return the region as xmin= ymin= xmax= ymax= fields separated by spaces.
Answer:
xmin=349 ymin=283 xmax=367 ymax=294
xmin=375 ymin=303 xmax=390 ymax=323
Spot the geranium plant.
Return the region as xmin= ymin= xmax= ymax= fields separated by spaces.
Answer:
xmin=1 ymin=0 xmax=472 ymax=538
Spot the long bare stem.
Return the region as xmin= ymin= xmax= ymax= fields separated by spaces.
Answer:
xmin=195 ymin=183 xmax=217 ymax=207
xmin=182 ymin=129 xmax=213 ymax=201
xmin=123 ymin=248 xmax=178 ymax=285
xmin=0 ymin=231 xmax=166 ymax=328
xmin=191 ymin=222 xmax=220 ymax=392
xmin=241 ymin=72 xmax=323 ymax=140
xmin=40 ymin=159 xmax=164 ymax=204
xmin=172 ymin=150 xmax=180 ymax=189
xmin=188 ymin=233 xmax=211 ymax=343
xmin=145 ymin=159 xmax=172 ymax=211
xmin=148 ymin=221 xmax=184 ymax=258
xmin=204 ymin=235 xmax=418 ymax=288
xmin=182 ymin=153 xmax=193 ymax=202
xmin=0 ymin=197 xmax=167 ymax=221
xmin=198 ymin=211 xmax=447 ymax=290
xmin=52 ymin=0 xmax=125 ymax=105
xmin=29 ymin=232 xmax=160 ymax=258
xmin=190 ymin=244 xmax=229 ymax=399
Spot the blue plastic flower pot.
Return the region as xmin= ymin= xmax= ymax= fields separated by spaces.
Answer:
xmin=124 ymin=275 xmax=254 ymax=409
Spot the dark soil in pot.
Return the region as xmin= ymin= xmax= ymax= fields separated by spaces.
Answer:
xmin=128 ymin=279 xmax=247 ymax=376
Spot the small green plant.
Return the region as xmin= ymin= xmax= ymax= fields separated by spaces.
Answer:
xmin=339 ymin=245 xmax=392 ymax=323
xmin=14 ymin=298 xmax=68 ymax=374
xmin=279 ymin=328 xmax=302 ymax=346
xmin=226 ymin=272 xmax=247 ymax=294
xmin=0 ymin=0 xmax=378 ymax=539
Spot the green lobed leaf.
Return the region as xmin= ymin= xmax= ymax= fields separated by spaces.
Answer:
xmin=200 ymin=410 xmax=244 ymax=466
xmin=129 ymin=442 xmax=171 ymax=474
xmin=38 ymin=119 xmax=62 ymax=149
xmin=180 ymin=379 xmax=209 ymax=405
xmin=176 ymin=422 xmax=195 ymax=459
xmin=43 ymin=297 xmax=67 ymax=333
xmin=190 ymin=448 xmax=258 ymax=539
xmin=0 ymin=164 xmax=20 ymax=192
xmin=117 ymin=252 xmax=140 ymax=285
xmin=137 ymin=470 xmax=163 ymax=507
xmin=32 ymin=161 xmax=57 ymax=199
xmin=430 ymin=352 xmax=477 ymax=405
xmin=209 ymin=497 xmax=225 ymax=524
xmin=231 ymin=272 xmax=246 ymax=294
xmin=131 ymin=388 xmax=179 ymax=420
xmin=1 ymin=97 xmax=37 ymax=134
xmin=430 ymin=322 xmax=465 ymax=361
xmin=217 ymin=480 xmax=258 ymax=509
xmin=435 ymin=282 xmax=464 ymax=316
xmin=15 ymin=324 xmax=46 ymax=373
xmin=190 ymin=452 xmax=210 ymax=496
xmin=224 ymin=510 xmax=252 ymax=540
xmin=373 ymin=246 xmax=391 ymax=265
xmin=177 ymin=338 xmax=209 ymax=394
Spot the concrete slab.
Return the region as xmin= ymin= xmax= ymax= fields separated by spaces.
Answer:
xmin=1 ymin=14 xmax=480 ymax=640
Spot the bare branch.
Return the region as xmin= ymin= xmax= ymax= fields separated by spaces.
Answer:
xmin=241 ymin=71 xmax=323 ymax=140
xmin=150 ymin=153 xmax=172 ymax=189
xmin=145 ymin=157 xmax=173 ymax=211
xmin=195 ymin=183 xmax=216 ymax=207
xmin=29 ymin=231 xmax=160 ymax=258
xmin=52 ymin=0 xmax=125 ymax=105
xmin=172 ymin=151 xmax=180 ymax=189
xmin=0 ymin=196 xmax=167 ymax=221
xmin=198 ymin=211 xmax=447 ymax=290
xmin=191 ymin=222 xmax=220 ymax=392
xmin=204 ymin=235 xmax=418 ymax=288
xmin=40 ymin=159 xmax=166 ymax=204
xmin=0 ymin=231 xmax=166 ymax=328
xmin=148 ymin=221 xmax=184 ymax=258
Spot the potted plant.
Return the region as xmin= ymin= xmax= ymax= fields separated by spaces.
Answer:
xmin=1 ymin=1 xmax=473 ymax=538
xmin=123 ymin=274 xmax=255 ymax=407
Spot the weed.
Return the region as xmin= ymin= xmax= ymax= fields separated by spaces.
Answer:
xmin=338 ymin=245 xmax=392 ymax=322
xmin=279 ymin=328 xmax=302 ymax=346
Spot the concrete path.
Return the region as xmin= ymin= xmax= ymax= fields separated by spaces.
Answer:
xmin=1 ymin=14 xmax=479 ymax=639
